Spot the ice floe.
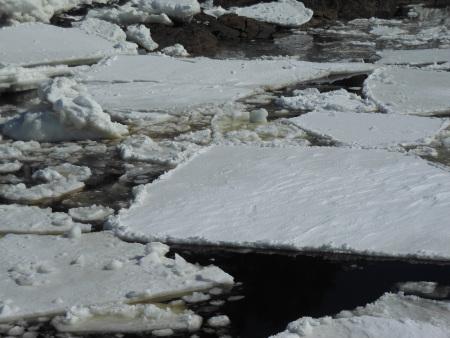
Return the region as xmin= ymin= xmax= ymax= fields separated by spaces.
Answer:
xmin=2 ymin=77 xmax=128 ymax=142
xmin=377 ymin=49 xmax=450 ymax=66
xmin=113 ymin=146 xmax=450 ymax=260
xmin=0 ymin=161 xmax=22 ymax=174
xmin=290 ymin=111 xmax=447 ymax=148
xmin=397 ymin=282 xmax=450 ymax=299
xmin=272 ymin=292 xmax=450 ymax=338
xmin=364 ymin=67 xmax=450 ymax=116
xmin=0 ymin=0 xmax=109 ymax=23
xmin=83 ymin=55 xmax=375 ymax=114
xmin=52 ymin=303 xmax=202 ymax=333
xmin=0 ymin=204 xmax=90 ymax=235
xmin=69 ymin=205 xmax=114 ymax=223
xmin=0 ymin=23 xmax=136 ymax=67
xmin=0 ymin=232 xmax=233 ymax=323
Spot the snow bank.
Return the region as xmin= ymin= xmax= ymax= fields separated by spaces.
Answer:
xmin=113 ymin=146 xmax=450 ymax=260
xmin=69 ymin=205 xmax=114 ymax=223
xmin=83 ymin=55 xmax=375 ymax=114
xmin=377 ymin=49 xmax=450 ymax=66
xmin=0 ymin=23 xmax=136 ymax=67
xmin=0 ymin=64 xmax=72 ymax=93
xmin=230 ymin=0 xmax=313 ymax=27
xmin=290 ymin=111 xmax=447 ymax=148
xmin=364 ymin=67 xmax=450 ymax=116
xmin=0 ymin=204 xmax=90 ymax=235
xmin=0 ymin=232 xmax=233 ymax=323
xmin=118 ymin=135 xmax=200 ymax=167
xmin=52 ymin=303 xmax=202 ymax=333
xmin=0 ymin=0 xmax=109 ymax=23
xmin=272 ymin=293 xmax=450 ymax=338
xmin=2 ymin=77 xmax=128 ymax=142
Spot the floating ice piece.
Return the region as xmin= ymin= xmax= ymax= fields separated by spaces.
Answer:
xmin=290 ymin=111 xmax=447 ymax=148
xmin=229 ymin=0 xmax=313 ymax=27
xmin=2 ymin=77 xmax=128 ymax=142
xmin=83 ymin=55 xmax=375 ymax=114
xmin=377 ymin=49 xmax=450 ymax=66
xmin=0 ymin=161 xmax=22 ymax=174
xmin=0 ymin=23 xmax=136 ymax=67
xmin=182 ymin=292 xmax=210 ymax=304
xmin=69 ymin=205 xmax=114 ymax=223
xmin=52 ymin=303 xmax=202 ymax=333
xmin=0 ymin=64 xmax=72 ymax=93
xmin=114 ymin=146 xmax=450 ymax=260
xmin=397 ymin=282 xmax=450 ymax=299
xmin=207 ymin=315 xmax=230 ymax=328
xmin=0 ymin=0 xmax=109 ymax=23
xmin=272 ymin=293 xmax=450 ymax=338
xmin=118 ymin=135 xmax=200 ymax=167
xmin=87 ymin=4 xmax=173 ymax=25
xmin=131 ymin=0 xmax=201 ymax=20
xmin=0 ymin=232 xmax=233 ymax=323
xmin=33 ymin=164 xmax=92 ymax=182
xmin=161 ymin=44 xmax=189 ymax=57
xmin=364 ymin=67 xmax=450 ymax=116
xmin=126 ymin=25 xmax=159 ymax=51
xmin=277 ymin=88 xmax=376 ymax=113
xmin=0 ymin=204 xmax=90 ymax=235
xmin=0 ymin=144 xmax=23 ymax=160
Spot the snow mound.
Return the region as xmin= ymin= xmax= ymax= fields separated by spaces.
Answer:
xmin=0 ymin=23 xmax=136 ymax=67
xmin=52 ymin=303 xmax=202 ymax=333
xmin=69 ymin=205 xmax=114 ymax=223
xmin=272 ymin=293 xmax=450 ymax=338
xmin=0 ymin=0 xmax=109 ymax=23
xmin=113 ymin=146 xmax=450 ymax=260
xmin=230 ymin=0 xmax=313 ymax=27
xmin=377 ymin=49 xmax=450 ymax=66
xmin=364 ymin=67 xmax=450 ymax=116
xmin=0 ymin=232 xmax=233 ymax=323
xmin=290 ymin=111 xmax=447 ymax=148
xmin=2 ymin=77 xmax=128 ymax=142
xmin=0 ymin=204 xmax=90 ymax=235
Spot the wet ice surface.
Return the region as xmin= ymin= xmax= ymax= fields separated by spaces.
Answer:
xmin=1 ymin=2 xmax=450 ymax=338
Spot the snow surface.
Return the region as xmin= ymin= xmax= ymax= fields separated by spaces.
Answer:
xmin=0 ymin=233 xmax=233 ymax=323
xmin=230 ymin=0 xmax=313 ymax=27
xmin=0 ymin=23 xmax=135 ymax=67
xmin=0 ymin=0 xmax=109 ymax=23
xmin=377 ymin=49 xmax=450 ymax=66
xmin=272 ymin=293 xmax=450 ymax=338
xmin=290 ymin=111 xmax=447 ymax=148
xmin=113 ymin=146 xmax=450 ymax=260
xmin=83 ymin=55 xmax=375 ymax=114
xmin=2 ymin=77 xmax=128 ymax=142
xmin=69 ymin=205 xmax=114 ymax=223
xmin=0 ymin=204 xmax=90 ymax=235
xmin=364 ymin=67 xmax=450 ymax=116
xmin=52 ymin=303 xmax=202 ymax=333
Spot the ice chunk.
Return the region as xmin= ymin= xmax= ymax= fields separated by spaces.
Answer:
xmin=364 ymin=67 xmax=450 ymax=116
xmin=2 ymin=77 xmax=128 ymax=142
xmin=52 ymin=303 xmax=202 ymax=333
xmin=0 ymin=161 xmax=22 ymax=174
xmin=290 ymin=111 xmax=447 ymax=148
xmin=33 ymin=164 xmax=91 ymax=182
xmin=69 ymin=205 xmax=114 ymax=223
xmin=161 ymin=44 xmax=189 ymax=57
xmin=113 ymin=146 xmax=450 ymax=260
xmin=72 ymin=18 xmax=127 ymax=44
xmin=0 ymin=232 xmax=233 ymax=323
xmin=397 ymin=282 xmax=450 ymax=299
xmin=272 ymin=293 xmax=450 ymax=338
xmin=230 ymin=0 xmax=313 ymax=27
xmin=131 ymin=0 xmax=201 ymax=20
xmin=126 ymin=25 xmax=159 ymax=51
xmin=377 ymin=49 xmax=450 ymax=66
xmin=0 ymin=23 xmax=136 ymax=67
xmin=0 ymin=204 xmax=90 ymax=235
xmin=207 ymin=315 xmax=230 ymax=328
xmin=83 ymin=55 xmax=375 ymax=114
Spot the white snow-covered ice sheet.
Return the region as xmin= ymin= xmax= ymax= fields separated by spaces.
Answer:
xmin=0 ymin=232 xmax=233 ymax=323
xmin=272 ymin=293 xmax=450 ymax=338
xmin=377 ymin=49 xmax=450 ymax=66
xmin=113 ymin=146 xmax=450 ymax=260
xmin=364 ymin=67 xmax=450 ymax=116
xmin=290 ymin=111 xmax=447 ymax=148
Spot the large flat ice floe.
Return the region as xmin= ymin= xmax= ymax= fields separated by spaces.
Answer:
xmin=0 ymin=204 xmax=91 ymax=235
xmin=0 ymin=232 xmax=233 ymax=323
xmin=290 ymin=111 xmax=447 ymax=148
xmin=377 ymin=49 xmax=450 ymax=66
xmin=0 ymin=23 xmax=135 ymax=67
xmin=113 ymin=146 xmax=450 ymax=260
xmin=82 ymin=55 xmax=375 ymax=114
xmin=364 ymin=67 xmax=450 ymax=116
xmin=272 ymin=293 xmax=450 ymax=338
